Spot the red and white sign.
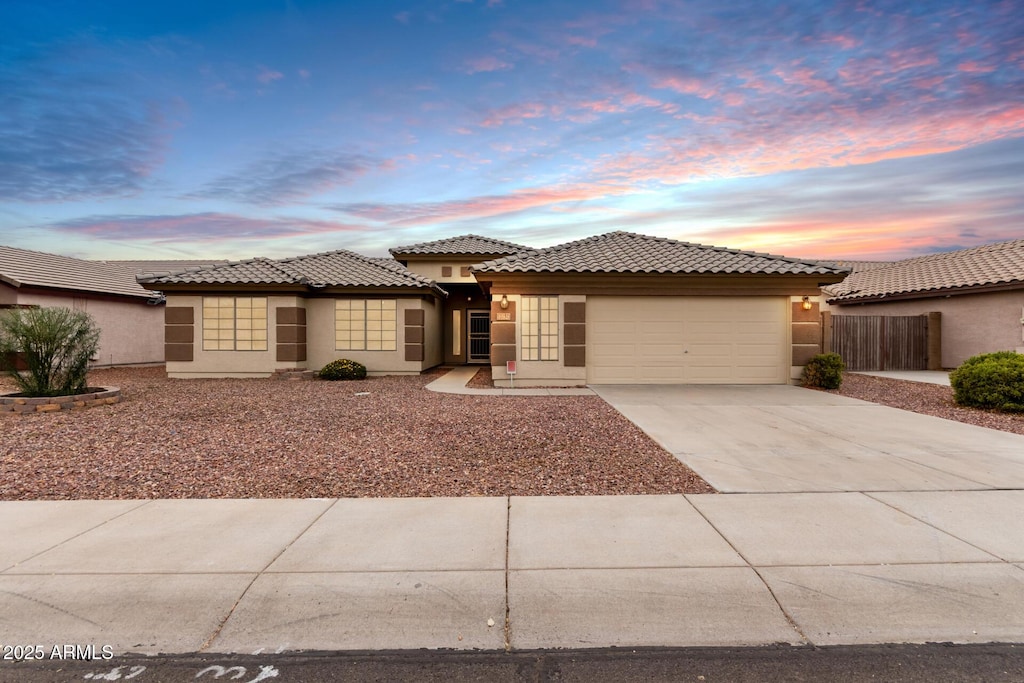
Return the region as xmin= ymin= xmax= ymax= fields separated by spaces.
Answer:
xmin=506 ymin=360 xmax=517 ymax=375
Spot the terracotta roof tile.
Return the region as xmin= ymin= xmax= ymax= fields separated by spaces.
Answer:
xmin=389 ymin=234 xmax=530 ymax=256
xmin=137 ymin=249 xmax=445 ymax=294
xmin=473 ymin=231 xmax=848 ymax=276
xmin=826 ymin=240 xmax=1024 ymax=302
xmin=0 ymin=245 xmax=161 ymax=300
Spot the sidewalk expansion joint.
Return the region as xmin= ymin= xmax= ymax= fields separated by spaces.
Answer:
xmin=686 ymin=498 xmax=812 ymax=646
xmin=0 ymin=499 xmax=150 ymax=574
xmin=198 ymin=498 xmax=339 ymax=653
xmin=504 ymin=495 xmax=512 ymax=653
xmin=863 ymin=492 xmax=1010 ymax=563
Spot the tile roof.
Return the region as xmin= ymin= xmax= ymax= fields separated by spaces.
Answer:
xmin=815 ymin=260 xmax=894 ymax=273
xmin=473 ymin=231 xmax=849 ymax=276
xmin=137 ymin=249 xmax=445 ymax=294
xmin=0 ymin=245 xmax=161 ymax=300
xmin=389 ymin=234 xmax=530 ymax=256
xmin=826 ymin=239 xmax=1024 ymax=302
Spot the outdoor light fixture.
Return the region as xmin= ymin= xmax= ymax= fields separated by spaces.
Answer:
xmin=499 ymin=294 xmax=509 ymax=309
xmin=801 ymin=296 xmax=813 ymax=311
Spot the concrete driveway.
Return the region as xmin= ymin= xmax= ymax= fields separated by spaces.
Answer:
xmin=592 ymin=385 xmax=1024 ymax=493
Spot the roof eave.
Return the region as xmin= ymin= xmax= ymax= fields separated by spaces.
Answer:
xmin=828 ymin=279 xmax=1024 ymax=304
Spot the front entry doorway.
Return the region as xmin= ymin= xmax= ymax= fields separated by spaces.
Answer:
xmin=468 ymin=311 xmax=491 ymax=363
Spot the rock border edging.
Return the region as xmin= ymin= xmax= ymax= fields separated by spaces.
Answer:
xmin=0 ymin=387 xmax=121 ymax=413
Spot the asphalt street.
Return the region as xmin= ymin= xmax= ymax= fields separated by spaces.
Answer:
xmin=4 ymin=644 xmax=1024 ymax=682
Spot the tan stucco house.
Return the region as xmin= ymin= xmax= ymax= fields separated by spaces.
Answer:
xmin=138 ymin=232 xmax=848 ymax=384
xmin=825 ymin=239 xmax=1024 ymax=367
xmin=0 ymin=245 xmax=166 ymax=366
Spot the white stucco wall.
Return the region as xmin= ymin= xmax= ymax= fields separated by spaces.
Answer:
xmin=7 ymin=289 xmax=163 ymax=366
xmin=827 ymin=289 xmax=1024 ymax=367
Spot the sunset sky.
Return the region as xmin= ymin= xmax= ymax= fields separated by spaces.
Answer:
xmin=2 ymin=0 xmax=1022 ymax=262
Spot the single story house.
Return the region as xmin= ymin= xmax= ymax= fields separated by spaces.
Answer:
xmin=138 ymin=231 xmax=848 ymax=385
xmin=824 ymin=239 xmax=1024 ymax=367
xmin=0 ymin=245 xmax=166 ymax=366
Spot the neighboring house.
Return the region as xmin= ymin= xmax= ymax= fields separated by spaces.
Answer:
xmin=0 ymin=245 xmax=166 ymax=366
xmin=825 ymin=239 xmax=1024 ymax=368
xmin=139 ymin=231 xmax=848 ymax=385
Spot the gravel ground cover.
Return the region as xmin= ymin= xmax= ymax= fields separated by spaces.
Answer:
xmin=0 ymin=366 xmax=713 ymax=500
xmin=467 ymin=366 xmax=495 ymax=389
xmin=832 ymin=372 xmax=1024 ymax=436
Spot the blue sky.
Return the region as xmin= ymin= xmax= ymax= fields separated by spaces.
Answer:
xmin=1 ymin=0 xmax=1022 ymax=261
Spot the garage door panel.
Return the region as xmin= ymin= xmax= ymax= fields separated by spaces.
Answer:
xmin=588 ymin=296 xmax=788 ymax=385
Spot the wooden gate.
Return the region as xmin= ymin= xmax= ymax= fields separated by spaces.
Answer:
xmin=829 ymin=315 xmax=929 ymax=371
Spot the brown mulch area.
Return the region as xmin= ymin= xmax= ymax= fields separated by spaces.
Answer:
xmin=831 ymin=372 xmax=1024 ymax=436
xmin=0 ymin=366 xmax=713 ymax=500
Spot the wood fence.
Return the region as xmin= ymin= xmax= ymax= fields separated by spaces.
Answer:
xmin=828 ymin=314 xmax=931 ymax=371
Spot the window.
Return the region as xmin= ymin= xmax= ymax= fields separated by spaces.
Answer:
xmin=202 ymin=297 xmax=267 ymax=351
xmin=336 ymin=299 xmax=397 ymax=351
xmin=521 ymin=296 xmax=558 ymax=361
xmin=452 ymin=310 xmax=461 ymax=356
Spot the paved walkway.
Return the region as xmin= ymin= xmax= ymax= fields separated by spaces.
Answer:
xmin=851 ymin=370 xmax=952 ymax=386
xmin=593 ymin=384 xmax=1024 ymax=493
xmin=6 ymin=376 xmax=1024 ymax=656
xmin=4 ymin=494 xmax=1024 ymax=655
xmin=425 ymin=366 xmax=593 ymax=395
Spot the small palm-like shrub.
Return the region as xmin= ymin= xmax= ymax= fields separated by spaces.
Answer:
xmin=950 ymin=351 xmax=1024 ymax=412
xmin=318 ymin=358 xmax=367 ymax=381
xmin=802 ymin=352 xmax=845 ymax=390
xmin=0 ymin=307 xmax=101 ymax=396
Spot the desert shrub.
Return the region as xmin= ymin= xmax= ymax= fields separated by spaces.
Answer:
xmin=0 ymin=307 xmax=101 ymax=396
xmin=802 ymin=352 xmax=845 ymax=390
xmin=949 ymin=351 xmax=1024 ymax=412
xmin=318 ymin=358 xmax=367 ymax=381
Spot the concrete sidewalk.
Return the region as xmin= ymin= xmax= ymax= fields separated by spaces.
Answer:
xmin=3 ymin=494 xmax=1024 ymax=655
xmin=425 ymin=366 xmax=594 ymax=395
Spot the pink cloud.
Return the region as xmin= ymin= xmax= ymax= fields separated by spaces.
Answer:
xmin=958 ymin=61 xmax=997 ymax=73
xmin=650 ymin=75 xmax=716 ymax=99
xmin=593 ymin=101 xmax=1024 ymax=188
xmin=333 ymin=183 xmax=629 ymax=226
xmin=479 ymin=101 xmax=547 ymax=127
xmin=461 ymin=55 xmax=513 ymax=74
xmin=771 ymin=66 xmax=835 ymax=94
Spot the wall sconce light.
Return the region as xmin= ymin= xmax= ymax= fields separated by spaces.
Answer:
xmin=499 ymin=294 xmax=509 ymax=310
xmin=801 ymin=296 xmax=813 ymax=311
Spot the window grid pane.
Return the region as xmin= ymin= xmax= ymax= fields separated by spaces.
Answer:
xmin=520 ymin=296 xmax=558 ymax=362
xmin=202 ymin=297 xmax=267 ymax=351
xmin=336 ymin=300 xmax=397 ymax=351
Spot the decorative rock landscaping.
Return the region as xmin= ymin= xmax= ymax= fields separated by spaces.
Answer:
xmin=0 ymin=387 xmax=121 ymax=413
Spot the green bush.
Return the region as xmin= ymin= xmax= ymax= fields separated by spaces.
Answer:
xmin=950 ymin=351 xmax=1024 ymax=412
xmin=0 ymin=307 xmax=101 ymax=397
xmin=802 ymin=352 xmax=845 ymax=390
xmin=318 ymin=358 xmax=367 ymax=381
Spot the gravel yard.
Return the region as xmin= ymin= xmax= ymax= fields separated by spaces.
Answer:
xmin=833 ymin=372 xmax=1024 ymax=436
xmin=0 ymin=366 xmax=713 ymax=500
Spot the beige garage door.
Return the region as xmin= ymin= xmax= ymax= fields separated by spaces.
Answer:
xmin=587 ymin=296 xmax=788 ymax=384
